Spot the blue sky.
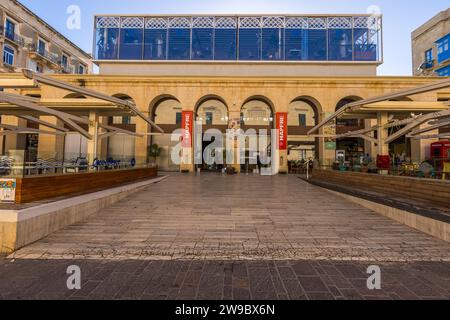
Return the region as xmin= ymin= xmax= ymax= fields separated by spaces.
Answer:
xmin=19 ymin=0 xmax=449 ymax=75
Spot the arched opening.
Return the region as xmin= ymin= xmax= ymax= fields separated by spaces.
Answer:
xmin=240 ymin=96 xmax=274 ymax=172
xmin=150 ymin=96 xmax=182 ymax=171
xmin=287 ymin=97 xmax=321 ymax=172
xmin=195 ymin=96 xmax=229 ymax=172
xmin=63 ymin=93 xmax=86 ymax=99
xmin=335 ymin=96 xmax=365 ymax=163
xmin=106 ymin=94 xmax=136 ymax=162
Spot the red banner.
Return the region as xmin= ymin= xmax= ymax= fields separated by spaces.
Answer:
xmin=182 ymin=111 xmax=194 ymax=148
xmin=276 ymin=112 xmax=288 ymax=150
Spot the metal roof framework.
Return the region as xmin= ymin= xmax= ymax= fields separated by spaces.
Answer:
xmin=307 ymin=78 xmax=450 ymax=142
xmin=0 ymin=70 xmax=164 ymax=140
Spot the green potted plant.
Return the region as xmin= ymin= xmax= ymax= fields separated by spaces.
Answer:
xmin=148 ymin=143 xmax=162 ymax=166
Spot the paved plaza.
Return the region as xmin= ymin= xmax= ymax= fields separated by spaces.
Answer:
xmin=1 ymin=174 xmax=449 ymax=300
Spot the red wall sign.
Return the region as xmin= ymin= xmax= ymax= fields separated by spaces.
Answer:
xmin=182 ymin=111 xmax=194 ymax=148
xmin=276 ymin=112 xmax=288 ymax=151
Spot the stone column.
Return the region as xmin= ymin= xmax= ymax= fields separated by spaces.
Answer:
xmin=37 ymin=116 xmax=65 ymax=161
xmin=87 ymin=111 xmax=99 ymax=169
xmin=98 ymin=116 xmax=109 ymax=160
xmin=134 ymin=114 xmax=150 ymax=166
xmin=364 ymin=119 xmax=377 ymax=158
xmin=320 ymin=112 xmax=336 ymax=168
xmin=377 ymin=112 xmax=389 ymax=156
xmin=1 ymin=116 xmax=27 ymax=153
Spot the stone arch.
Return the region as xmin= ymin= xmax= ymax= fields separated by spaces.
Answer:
xmin=335 ymin=96 xmax=365 ymax=162
xmin=112 ymin=93 xmax=135 ymax=102
xmin=63 ymin=93 xmax=86 ymax=99
xmin=287 ymin=96 xmax=323 ymax=161
xmin=148 ymin=94 xmax=183 ymax=172
xmin=241 ymin=95 xmax=275 ymax=129
xmin=149 ymin=94 xmax=181 ymax=122
xmin=194 ymin=95 xmax=229 ymax=128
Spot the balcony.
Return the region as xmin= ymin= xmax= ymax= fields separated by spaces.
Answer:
xmin=27 ymin=43 xmax=60 ymax=68
xmin=60 ymin=64 xmax=74 ymax=74
xmin=0 ymin=26 xmax=25 ymax=47
xmin=420 ymin=60 xmax=435 ymax=70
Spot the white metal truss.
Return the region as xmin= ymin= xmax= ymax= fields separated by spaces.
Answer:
xmin=327 ymin=17 xmax=352 ymax=29
xmin=22 ymin=70 xmax=164 ymax=133
xmin=168 ymin=17 xmax=191 ymax=29
xmin=308 ymin=78 xmax=450 ymax=135
xmin=353 ymin=16 xmax=380 ymax=30
xmin=0 ymin=92 xmax=92 ymax=139
xmin=307 ymin=18 xmax=327 ymax=29
xmin=215 ymin=17 xmax=237 ymax=29
xmin=97 ymin=15 xmax=383 ymax=31
xmin=410 ymin=133 xmax=450 ymax=140
xmin=120 ymin=17 xmax=144 ymax=29
xmin=98 ymin=123 xmax=144 ymax=140
xmin=17 ymin=115 xmax=69 ymax=132
xmin=192 ymin=17 xmax=215 ymax=29
xmin=145 ymin=17 xmax=168 ymax=29
xmin=386 ymin=109 xmax=450 ymax=143
xmin=96 ymin=16 xmax=120 ymax=29
xmin=407 ymin=119 xmax=450 ymax=136
xmin=0 ymin=124 xmax=65 ymax=136
xmin=262 ymin=16 xmax=285 ymax=29
xmin=285 ymin=17 xmax=308 ymax=29
xmin=239 ymin=17 xmax=262 ymax=29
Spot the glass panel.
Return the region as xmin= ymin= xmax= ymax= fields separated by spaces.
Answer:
xmin=354 ymin=28 xmax=378 ymax=61
xmin=328 ymin=29 xmax=352 ymax=61
xmin=192 ymin=28 xmax=213 ymax=60
xmin=239 ymin=28 xmax=261 ymax=60
xmin=119 ymin=28 xmax=143 ymax=60
xmin=285 ymin=29 xmax=308 ymax=60
xmin=437 ymin=35 xmax=450 ymax=64
xmin=425 ymin=49 xmax=433 ymax=62
xmin=95 ymin=28 xmax=120 ymax=60
xmin=168 ymin=28 xmax=190 ymax=60
xmin=3 ymin=46 xmax=14 ymax=65
xmin=206 ymin=112 xmax=213 ymax=125
xmin=214 ymin=29 xmax=236 ymax=60
xmin=437 ymin=65 xmax=450 ymax=77
xmin=307 ymin=30 xmax=327 ymax=60
xmin=262 ymin=28 xmax=284 ymax=60
xmin=5 ymin=19 xmax=15 ymax=40
xmin=299 ymin=114 xmax=306 ymax=126
xmin=38 ymin=40 xmax=46 ymax=56
xmin=175 ymin=112 xmax=182 ymax=125
xmin=144 ymin=29 xmax=167 ymax=60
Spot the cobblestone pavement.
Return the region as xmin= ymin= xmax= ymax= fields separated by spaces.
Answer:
xmin=10 ymin=174 xmax=450 ymax=261
xmin=2 ymin=174 xmax=450 ymax=300
xmin=0 ymin=259 xmax=449 ymax=300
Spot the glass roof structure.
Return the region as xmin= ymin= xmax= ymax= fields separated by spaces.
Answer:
xmin=94 ymin=15 xmax=382 ymax=63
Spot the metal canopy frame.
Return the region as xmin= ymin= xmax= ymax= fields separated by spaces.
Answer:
xmin=0 ymin=91 xmax=92 ymax=139
xmin=0 ymin=124 xmax=65 ymax=136
xmin=307 ymin=77 xmax=450 ymax=135
xmin=0 ymin=92 xmax=140 ymax=140
xmin=22 ymin=70 xmax=164 ymax=133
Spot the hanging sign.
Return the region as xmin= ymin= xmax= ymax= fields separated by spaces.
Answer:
xmin=276 ymin=112 xmax=288 ymax=150
xmin=182 ymin=111 xmax=194 ymax=148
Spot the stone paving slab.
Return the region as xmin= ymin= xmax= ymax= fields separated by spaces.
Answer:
xmin=8 ymin=174 xmax=450 ymax=261
xmin=0 ymin=259 xmax=449 ymax=300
